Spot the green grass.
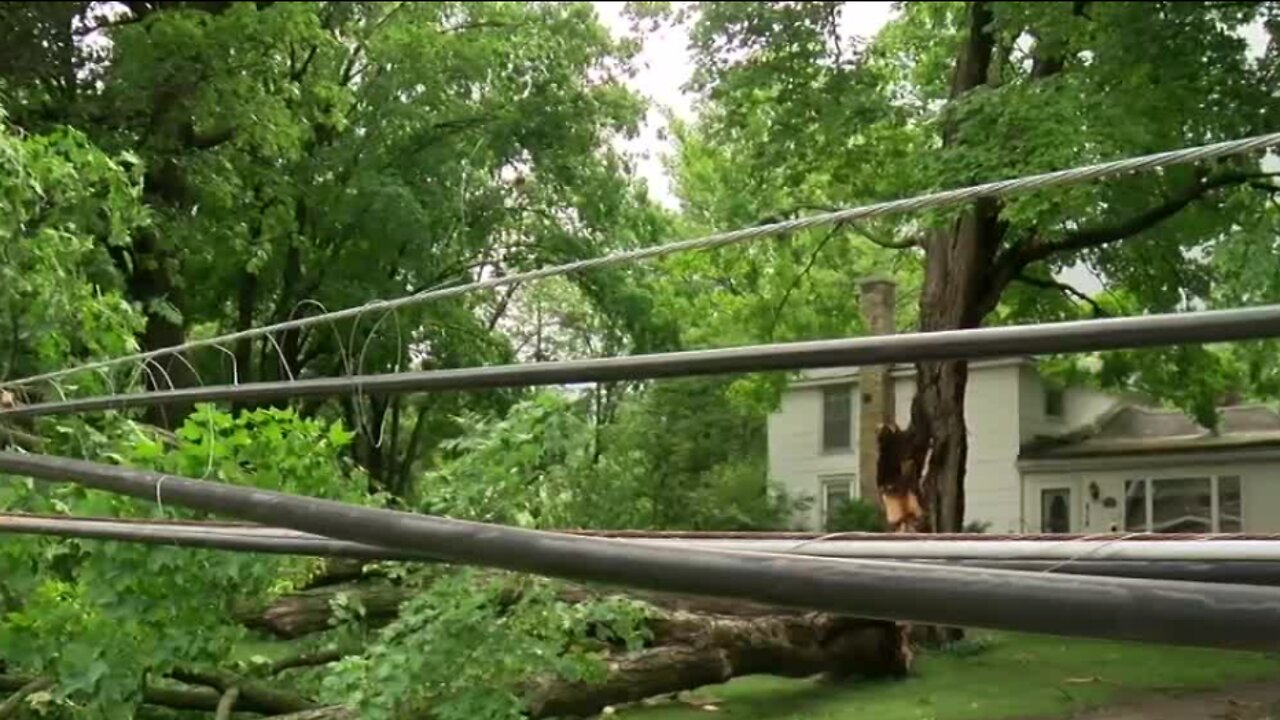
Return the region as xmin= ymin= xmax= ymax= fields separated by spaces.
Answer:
xmin=618 ymin=633 xmax=1280 ymax=720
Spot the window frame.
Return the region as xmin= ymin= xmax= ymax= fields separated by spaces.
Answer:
xmin=1044 ymin=386 xmax=1065 ymax=419
xmin=819 ymin=384 xmax=854 ymax=454
xmin=1123 ymin=475 xmax=1242 ymax=533
xmin=1039 ymin=486 xmax=1073 ymax=533
xmin=819 ymin=474 xmax=856 ymax=530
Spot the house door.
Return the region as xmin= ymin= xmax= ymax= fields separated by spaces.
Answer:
xmin=1040 ymin=487 xmax=1073 ymax=533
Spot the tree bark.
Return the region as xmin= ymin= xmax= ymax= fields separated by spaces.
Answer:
xmin=526 ymin=613 xmax=902 ymax=718
xmin=905 ymin=1 xmax=1003 ymax=535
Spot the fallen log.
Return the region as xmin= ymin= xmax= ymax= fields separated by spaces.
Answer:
xmin=527 ymin=611 xmax=903 ymax=718
xmin=240 ymin=580 xmax=812 ymax=639
xmin=239 ymin=579 xmax=905 ymax=718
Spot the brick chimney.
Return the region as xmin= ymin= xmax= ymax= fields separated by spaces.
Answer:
xmin=858 ymin=277 xmax=896 ymax=504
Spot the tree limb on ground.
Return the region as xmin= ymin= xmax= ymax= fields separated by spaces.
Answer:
xmin=0 ymin=675 xmax=299 ymax=716
xmin=167 ymin=667 xmax=316 ymax=714
xmin=0 ymin=676 xmax=51 ymax=719
xmin=214 ymin=686 xmax=240 ymax=720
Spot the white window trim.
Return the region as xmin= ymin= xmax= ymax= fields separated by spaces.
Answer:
xmin=819 ymin=474 xmax=857 ymax=526
xmin=1039 ymin=486 xmax=1074 ymax=533
xmin=818 ymin=385 xmax=856 ymax=455
xmin=1127 ymin=475 xmax=1239 ymax=533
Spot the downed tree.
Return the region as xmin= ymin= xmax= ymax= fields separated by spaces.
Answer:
xmin=4 ymin=604 xmax=902 ymax=719
xmin=527 ymin=610 xmax=902 ymax=717
xmin=233 ymin=578 xmax=906 ymax=718
xmin=238 ymin=578 xmax=815 ymax=639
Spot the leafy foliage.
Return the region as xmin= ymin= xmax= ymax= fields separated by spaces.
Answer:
xmin=5 ymin=2 xmax=1280 ymax=717
xmin=322 ymin=570 xmax=649 ymax=720
xmin=0 ymin=407 xmax=363 ymax=717
xmin=824 ymin=498 xmax=886 ymax=533
xmin=0 ymin=112 xmax=143 ymax=385
xmin=422 ymin=390 xmax=802 ymax=531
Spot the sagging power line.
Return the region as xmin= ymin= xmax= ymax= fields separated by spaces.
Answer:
xmin=3 ymin=131 xmax=1278 ymax=394
xmin=3 ymin=451 xmax=1280 ymax=651
xmin=6 ymin=303 xmax=1280 ymax=419
xmin=7 ymin=512 xmax=1280 ymax=586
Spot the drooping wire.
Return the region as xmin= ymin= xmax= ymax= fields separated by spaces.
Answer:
xmin=3 ymin=131 xmax=1277 ymax=393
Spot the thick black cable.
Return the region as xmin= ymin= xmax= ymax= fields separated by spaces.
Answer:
xmin=0 ymin=513 xmax=426 ymax=561
xmin=7 ymin=513 xmax=1280 ymax=586
xmin=6 ymin=304 xmax=1280 ymax=419
xmin=4 ymin=452 xmax=1280 ymax=651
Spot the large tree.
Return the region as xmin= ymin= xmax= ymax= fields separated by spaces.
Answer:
xmin=678 ymin=0 xmax=1280 ymax=531
xmin=0 ymin=1 xmax=675 ymax=493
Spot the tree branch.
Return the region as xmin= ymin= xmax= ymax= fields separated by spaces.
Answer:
xmin=0 ymin=674 xmax=302 ymax=715
xmin=0 ymin=676 xmax=52 ymax=719
xmin=445 ymin=20 xmax=515 ymax=34
xmin=1013 ymin=273 xmax=1108 ymax=317
xmin=997 ymin=171 xmax=1278 ymax=280
xmin=263 ymin=708 xmax=357 ymax=720
xmin=0 ymin=423 xmax=45 ymax=451
xmin=756 ymin=204 xmax=918 ymax=249
xmin=215 ymin=687 xmax=240 ymax=720
xmin=167 ymin=667 xmax=316 ymax=715
xmin=340 ymin=2 xmax=407 ymax=85
xmin=270 ymin=649 xmax=348 ymax=676
xmin=766 ymin=226 xmax=841 ymax=340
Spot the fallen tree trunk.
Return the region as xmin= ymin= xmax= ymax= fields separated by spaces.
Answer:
xmin=238 ymin=582 xmax=410 ymax=638
xmin=239 ymin=580 xmax=814 ymax=639
xmin=238 ymin=579 xmax=905 ymax=718
xmin=528 ymin=611 xmax=903 ymax=717
xmin=6 ymin=608 xmax=901 ymax=719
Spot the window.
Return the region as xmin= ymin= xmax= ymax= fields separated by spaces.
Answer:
xmin=1123 ymin=476 xmax=1243 ymax=533
xmin=821 ymin=475 xmax=854 ymax=530
xmin=821 ymin=385 xmax=853 ymax=452
xmin=1044 ymin=387 xmax=1065 ymax=419
xmin=1040 ymin=488 xmax=1072 ymax=533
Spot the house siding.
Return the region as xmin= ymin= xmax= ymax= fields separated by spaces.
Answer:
xmin=770 ymin=361 xmax=1028 ymax=532
xmin=1022 ymin=459 xmax=1280 ymax=534
xmin=767 ymin=384 xmax=859 ymax=530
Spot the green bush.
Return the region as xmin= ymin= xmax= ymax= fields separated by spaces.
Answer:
xmin=825 ymin=498 xmax=886 ymax=533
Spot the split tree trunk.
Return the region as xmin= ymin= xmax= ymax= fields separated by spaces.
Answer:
xmin=901 ymin=1 xmax=1004 ymax=535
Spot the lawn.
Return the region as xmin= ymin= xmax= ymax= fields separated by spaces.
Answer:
xmin=618 ymin=633 xmax=1280 ymax=720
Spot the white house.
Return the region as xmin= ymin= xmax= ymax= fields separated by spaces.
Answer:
xmin=767 ymin=357 xmax=1280 ymax=534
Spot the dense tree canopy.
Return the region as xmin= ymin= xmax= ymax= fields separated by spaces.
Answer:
xmin=2 ymin=1 xmax=1280 ymax=717
xmin=670 ymin=0 xmax=1280 ymax=530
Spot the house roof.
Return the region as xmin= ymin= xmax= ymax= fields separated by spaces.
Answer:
xmin=795 ymin=356 xmax=1035 ymax=385
xmin=1020 ymin=404 xmax=1280 ymax=460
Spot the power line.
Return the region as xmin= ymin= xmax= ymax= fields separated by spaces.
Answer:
xmin=5 ymin=131 xmax=1279 ymax=393
xmin=628 ymin=538 xmax=1280 ymax=562
xmin=6 ymin=303 xmax=1280 ymax=418
xmin=4 ymin=451 xmax=1280 ymax=651
xmin=6 ymin=513 xmax=1280 ymax=585
xmin=0 ymin=512 xmax=426 ymax=561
